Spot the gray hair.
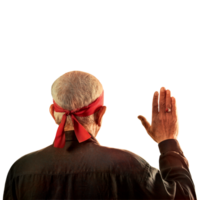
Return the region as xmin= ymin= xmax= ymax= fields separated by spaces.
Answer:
xmin=51 ymin=71 xmax=104 ymax=137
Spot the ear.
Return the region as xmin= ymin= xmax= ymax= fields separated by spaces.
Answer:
xmin=95 ymin=106 xmax=107 ymax=127
xmin=49 ymin=104 xmax=55 ymax=120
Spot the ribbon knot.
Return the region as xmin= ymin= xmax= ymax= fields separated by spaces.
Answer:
xmin=53 ymin=90 xmax=104 ymax=148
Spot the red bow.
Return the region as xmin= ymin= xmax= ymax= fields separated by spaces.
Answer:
xmin=53 ymin=91 xmax=104 ymax=148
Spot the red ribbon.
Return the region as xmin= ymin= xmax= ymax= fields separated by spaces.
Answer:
xmin=53 ymin=91 xmax=104 ymax=148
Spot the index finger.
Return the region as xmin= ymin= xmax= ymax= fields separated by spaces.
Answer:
xmin=159 ymin=87 xmax=166 ymax=113
xmin=150 ymin=90 xmax=159 ymax=119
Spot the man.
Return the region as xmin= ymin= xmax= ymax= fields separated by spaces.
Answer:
xmin=3 ymin=71 xmax=197 ymax=199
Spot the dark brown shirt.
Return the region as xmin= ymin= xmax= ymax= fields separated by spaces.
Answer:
xmin=3 ymin=130 xmax=197 ymax=199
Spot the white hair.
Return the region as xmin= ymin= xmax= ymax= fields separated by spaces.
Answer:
xmin=51 ymin=71 xmax=104 ymax=137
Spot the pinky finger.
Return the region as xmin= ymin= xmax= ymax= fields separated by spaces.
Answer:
xmin=171 ymin=97 xmax=177 ymax=120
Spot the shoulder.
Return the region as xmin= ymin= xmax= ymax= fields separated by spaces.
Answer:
xmin=10 ymin=144 xmax=51 ymax=175
xmin=97 ymin=145 xmax=151 ymax=170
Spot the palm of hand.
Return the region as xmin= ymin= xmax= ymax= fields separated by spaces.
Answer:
xmin=138 ymin=87 xmax=179 ymax=143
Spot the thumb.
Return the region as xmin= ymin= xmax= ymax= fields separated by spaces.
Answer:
xmin=138 ymin=115 xmax=151 ymax=132
xmin=135 ymin=114 xmax=144 ymax=123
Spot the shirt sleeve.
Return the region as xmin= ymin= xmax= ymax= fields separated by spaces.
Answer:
xmin=139 ymin=139 xmax=197 ymax=199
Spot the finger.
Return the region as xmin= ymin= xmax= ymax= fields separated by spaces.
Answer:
xmin=171 ymin=97 xmax=177 ymax=120
xmin=152 ymin=91 xmax=159 ymax=116
xmin=159 ymin=87 xmax=166 ymax=113
xmin=138 ymin=114 xmax=151 ymax=133
xmin=166 ymin=90 xmax=172 ymax=112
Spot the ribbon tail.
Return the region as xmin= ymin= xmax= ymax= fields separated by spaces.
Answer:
xmin=71 ymin=115 xmax=91 ymax=143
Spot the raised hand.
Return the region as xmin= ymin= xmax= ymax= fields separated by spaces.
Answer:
xmin=138 ymin=87 xmax=179 ymax=143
